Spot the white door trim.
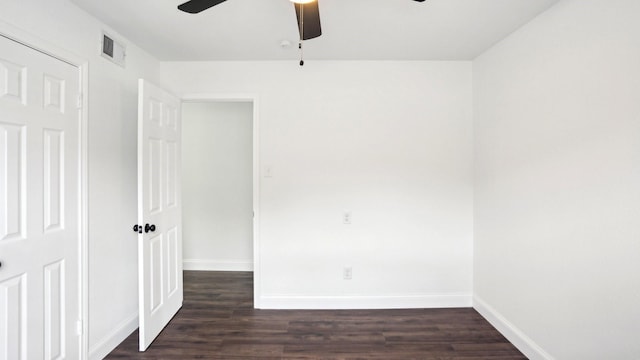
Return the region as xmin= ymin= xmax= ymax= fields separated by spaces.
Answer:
xmin=0 ymin=20 xmax=90 ymax=359
xmin=181 ymin=93 xmax=261 ymax=308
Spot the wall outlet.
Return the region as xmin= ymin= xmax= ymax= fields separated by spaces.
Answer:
xmin=343 ymin=211 xmax=352 ymax=224
xmin=343 ymin=266 xmax=352 ymax=280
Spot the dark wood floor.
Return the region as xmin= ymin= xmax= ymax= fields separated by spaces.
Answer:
xmin=107 ymin=271 xmax=526 ymax=359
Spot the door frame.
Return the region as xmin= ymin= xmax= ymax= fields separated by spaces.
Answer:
xmin=0 ymin=20 xmax=90 ymax=358
xmin=181 ymin=93 xmax=261 ymax=307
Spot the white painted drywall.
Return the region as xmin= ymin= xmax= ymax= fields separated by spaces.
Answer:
xmin=0 ymin=1 xmax=161 ymax=358
xmin=161 ymin=61 xmax=474 ymax=308
xmin=182 ymin=102 xmax=254 ymax=271
xmin=473 ymin=0 xmax=640 ymax=358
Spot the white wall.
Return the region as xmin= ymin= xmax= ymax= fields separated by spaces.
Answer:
xmin=182 ymin=102 xmax=254 ymax=271
xmin=161 ymin=61 xmax=474 ymax=309
xmin=0 ymin=1 xmax=161 ymax=358
xmin=473 ymin=0 xmax=640 ymax=359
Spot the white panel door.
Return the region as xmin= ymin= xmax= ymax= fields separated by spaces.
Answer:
xmin=0 ymin=35 xmax=80 ymax=359
xmin=137 ymin=79 xmax=183 ymax=351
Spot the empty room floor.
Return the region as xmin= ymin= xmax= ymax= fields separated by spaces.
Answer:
xmin=106 ymin=271 xmax=526 ymax=359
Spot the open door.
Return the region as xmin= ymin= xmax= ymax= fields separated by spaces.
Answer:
xmin=137 ymin=79 xmax=183 ymax=351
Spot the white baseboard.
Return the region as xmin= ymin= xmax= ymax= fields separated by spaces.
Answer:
xmin=473 ymin=295 xmax=554 ymax=360
xmin=183 ymin=259 xmax=253 ymax=272
xmin=88 ymin=313 xmax=138 ymax=360
xmin=258 ymin=293 xmax=472 ymax=310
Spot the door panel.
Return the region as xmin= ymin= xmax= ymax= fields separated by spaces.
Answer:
xmin=43 ymin=129 xmax=64 ymax=232
xmin=0 ymin=123 xmax=25 ymax=242
xmin=137 ymin=79 xmax=183 ymax=351
xmin=166 ymin=227 xmax=179 ymax=295
xmin=0 ymin=274 xmax=26 ymax=359
xmin=0 ymin=59 xmax=26 ymax=104
xmin=148 ymin=138 xmax=163 ymax=214
xmin=43 ymin=260 xmax=64 ymax=359
xmin=0 ymin=35 xmax=80 ymax=360
xmin=166 ymin=141 xmax=178 ymax=208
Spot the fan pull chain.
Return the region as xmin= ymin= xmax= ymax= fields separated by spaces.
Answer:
xmin=299 ymin=42 xmax=304 ymax=66
xmin=298 ymin=3 xmax=305 ymax=66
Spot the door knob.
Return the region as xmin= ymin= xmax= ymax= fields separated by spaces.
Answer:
xmin=133 ymin=224 xmax=142 ymax=233
xmin=144 ymin=224 xmax=156 ymax=233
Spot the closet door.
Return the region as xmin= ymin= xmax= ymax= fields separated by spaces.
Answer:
xmin=0 ymin=34 xmax=81 ymax=360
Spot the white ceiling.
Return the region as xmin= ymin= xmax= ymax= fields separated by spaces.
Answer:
xmin=70 ymin=0 xmax=560 ymax=61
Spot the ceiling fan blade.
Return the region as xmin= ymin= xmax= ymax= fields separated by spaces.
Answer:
xmin=294 ymin=1 xmax=322 ymax=40
xmin=178 ymin=0 xmax=227 ymax=14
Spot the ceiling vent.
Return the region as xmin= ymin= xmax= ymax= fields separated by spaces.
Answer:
xmin=101 ymin=32 xmax=126 ymax=67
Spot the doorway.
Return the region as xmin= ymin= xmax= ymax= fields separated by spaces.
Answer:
xmin=181 ymin=101 xmax=256 ymax=276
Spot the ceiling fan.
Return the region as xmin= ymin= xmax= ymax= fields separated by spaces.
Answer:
xmin=177 ymin=0 xmax=426 ymax=41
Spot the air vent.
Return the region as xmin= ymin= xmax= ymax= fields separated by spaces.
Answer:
xmin=101 ymin=32 xmax=126 ymax=67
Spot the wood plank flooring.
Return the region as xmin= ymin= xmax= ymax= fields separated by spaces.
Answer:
xmin=106 ymin=271 xmax=526 ymax=359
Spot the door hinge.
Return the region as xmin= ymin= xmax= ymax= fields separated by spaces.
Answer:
xmin=76 ymin=320 xmax=83 ymax=336
xmin=76 ymin=93 xmax=83 ymax=109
